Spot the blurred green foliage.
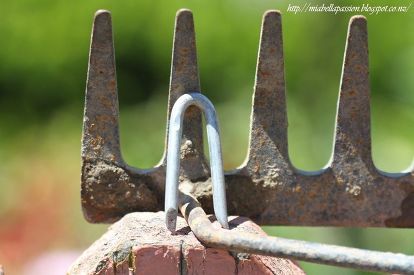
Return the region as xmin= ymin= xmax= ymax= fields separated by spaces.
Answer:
xmin=0 ymin=0 xmax=413 ymax=274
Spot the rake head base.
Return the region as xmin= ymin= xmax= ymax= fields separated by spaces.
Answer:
xmin=81 ymin=9 xmax=414 ymax=227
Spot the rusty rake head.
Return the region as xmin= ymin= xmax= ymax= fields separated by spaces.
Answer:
xmin=81 ymin=9 xmax=414 ymax=227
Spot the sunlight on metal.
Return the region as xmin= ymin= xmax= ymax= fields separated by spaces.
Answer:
xmin=165 ymin=93 xmax=228 ymax=232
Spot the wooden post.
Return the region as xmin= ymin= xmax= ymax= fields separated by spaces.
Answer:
xmin=68 ymin=212 xmax=305 ymax=274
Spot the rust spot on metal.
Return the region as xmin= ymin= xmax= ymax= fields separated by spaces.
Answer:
xmin=385 ymin=190 xmax=414 ymax=227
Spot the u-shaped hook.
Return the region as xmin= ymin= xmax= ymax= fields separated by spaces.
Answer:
xmin=165 ymin=93 xmax=229 ymax=232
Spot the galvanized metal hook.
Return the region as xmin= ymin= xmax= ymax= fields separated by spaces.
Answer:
xmin=165 ymin=93 xmax=229 ymax=232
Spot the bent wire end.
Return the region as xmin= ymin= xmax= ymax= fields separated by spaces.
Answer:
xmin=165 ymin=207 xmax=178 ymax=233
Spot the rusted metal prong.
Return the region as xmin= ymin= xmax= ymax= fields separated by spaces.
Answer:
xmin=331 ymin=15 xmax=375 ymax=195
xmin=246 ymin=10 xmax=291 ymax=175
xmin=166 ymin=93 xmax=228 ymax=232
xmin=179 ymin=192 xmax=414 ymax=274
xmin=82 ymin=10 xmax=122 ymax=165
xmin=163 ymin=9 xmax=209 ymax=180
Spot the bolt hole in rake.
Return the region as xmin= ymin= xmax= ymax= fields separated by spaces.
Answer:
xmin=81 ymin=8 xmax=414 ymax=274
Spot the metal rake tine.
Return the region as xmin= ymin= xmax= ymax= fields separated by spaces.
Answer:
xmin=163 ymin=9 xmax=208 ymax=180
xmin=247 ymin=10 xmax=291 ymax=175
xmin=332 ymin=16 xmax=372 ymax=169
xmin=82 ymin=10 xmax=122 ymax=165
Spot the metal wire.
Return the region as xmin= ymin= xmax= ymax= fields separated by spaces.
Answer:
xmin=165 ymin=93 xmax=228 ymax=232
xmin=179 ymin=192 xmax=414 ymax=274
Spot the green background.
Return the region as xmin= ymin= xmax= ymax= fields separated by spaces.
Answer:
xmin=0 ymin=0 xmax=413 ymax=274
